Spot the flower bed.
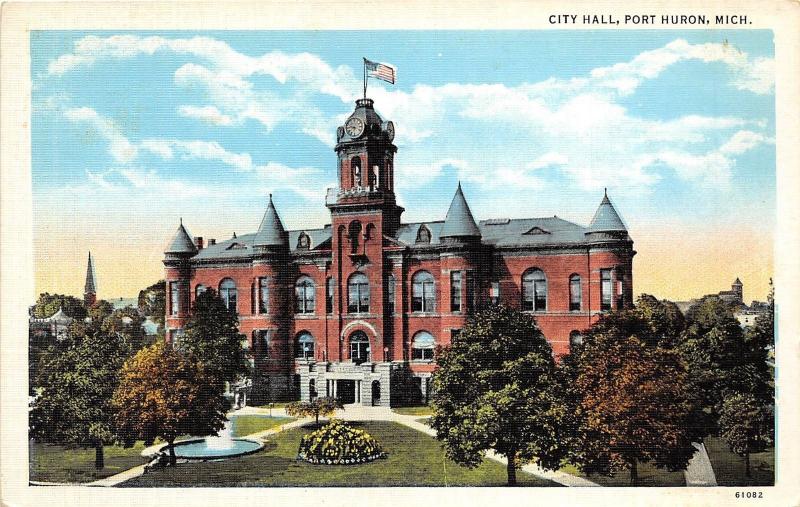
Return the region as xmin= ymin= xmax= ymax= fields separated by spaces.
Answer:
xmin=297 ymin=419 xmax=387 ymax=465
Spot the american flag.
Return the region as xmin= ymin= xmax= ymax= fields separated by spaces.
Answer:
xmin=364 ymin=58 xmax=396 ymax=84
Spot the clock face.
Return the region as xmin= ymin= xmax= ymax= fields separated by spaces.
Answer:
xmin=345 ymin=117 xmax=364 ymax=138
xmin=385 ymin=121 xmax=395 ymax=141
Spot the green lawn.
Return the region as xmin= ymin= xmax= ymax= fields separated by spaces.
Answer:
xmin=122 ymin=421 xmax=561 ymax=487
xmin=29 ymin=441 xmax=148 ymax=484
xmin=254 ymin=401 xmax=293 ymax=409
xmin=392 ymin=406 xmax=433 ymax=417
xmin=231 ymin=415 xmax=294 ymax=437
xmin=704 ymin=437 xmax=774 ymax=486
xmin=560 ymin=462 xmax=686 ymax=487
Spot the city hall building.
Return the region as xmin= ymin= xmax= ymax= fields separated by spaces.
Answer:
xmin=164 ymin=98 xmax=635 ymax=407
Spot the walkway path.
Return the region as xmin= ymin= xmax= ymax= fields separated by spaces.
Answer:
xmin=684 ymin=442 xmax=718 ymax=487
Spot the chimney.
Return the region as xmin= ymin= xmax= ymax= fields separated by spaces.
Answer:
xmin=193 ymin=236 xmax=204 ymax=250
xmin=209 ymin=238 xmax=216 ymax=246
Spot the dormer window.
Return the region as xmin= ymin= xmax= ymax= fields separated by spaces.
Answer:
xmin=226 ymin=242 xmax=247 ymax=250
xmin=416 ymin=224 xmax=431 ymax=244
xmin=297 ymin=232 xmax=310 ymax=250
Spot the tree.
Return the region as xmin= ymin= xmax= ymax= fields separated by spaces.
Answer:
xmin=31 ymin=292 xmax=87 ymax=319
xmin=285 ymin=397 xmax=344 ymax=427
xmin=635 ymin=294 xmax=685 ymax=347
xmin=180 ymin=289 xmax=249 ymax=390
xmin=719 ymin=392 xmax=774 ymax=478
xmin=112 ymin=342 xmax=228 ymax=464
xmin=429 ymin=305 xmax=567 ymax=486
xmin=138 ymin=280 xmax=166 ymax=327
xmin=29 ymin=327 xmax=131 ymax=469
xmin=678 ymin=296 xmax=772 ymax=436
xmin=572 ymin=331 xmax=698 ymax=485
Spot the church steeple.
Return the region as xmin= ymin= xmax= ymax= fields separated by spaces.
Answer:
xmin=253 ymin=194 xmax=288 ymax=248
xmin=440 ymin=182 xmax=481 ymax=240
xmin=84 ymin=251 xmax=97 ymax=306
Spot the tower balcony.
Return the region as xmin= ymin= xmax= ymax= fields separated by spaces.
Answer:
xmin=326 ymin=186 xmax=388 ymax=205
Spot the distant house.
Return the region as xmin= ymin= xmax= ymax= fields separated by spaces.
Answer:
xmin=675 ymin=277 xmax=768 ymax=329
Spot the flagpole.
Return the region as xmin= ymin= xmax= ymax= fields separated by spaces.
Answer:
xmin=363 ymin=58 xmax=367 ymax=99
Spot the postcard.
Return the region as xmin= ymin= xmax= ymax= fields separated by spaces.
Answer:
xmin=2 ymin=1 xmax=799 ymax=506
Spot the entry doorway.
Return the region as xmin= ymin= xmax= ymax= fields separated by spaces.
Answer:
xmin=337 ymin=380 xmax=356 ymax=404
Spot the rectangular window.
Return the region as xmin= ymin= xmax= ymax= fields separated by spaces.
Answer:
xmin=386 ymin=276 xmax=395 ymax=315
xmin=534 ymin=280 xmax=546 ymax=311
xmin=326 ymin=277 xmax=334 ymax=314
xmin=601 ymin=269 xmax=612 ymax=311
xmin=412 ymin=347 xmax=434 ymax=361
xmin=255 ymin=330 xmax=270 ymax=359
xmin=490 ymin=281 xmax=500 ymax=305
xmin=450 ymin=271 xmax=462 ymax=312
xmin=259 ymin=277 xmax=269 ymax=314
xmin=170 ymin=282 xmax=180 ymax=316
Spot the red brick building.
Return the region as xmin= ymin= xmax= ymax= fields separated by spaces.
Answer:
xmin=164 ymin=98 xmax=635 ymax=406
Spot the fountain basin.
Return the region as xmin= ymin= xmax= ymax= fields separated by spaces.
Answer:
xmin=159 ymin=438 xmax=264 ymax=460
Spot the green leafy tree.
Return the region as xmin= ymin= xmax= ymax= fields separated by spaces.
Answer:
xmin=285 ymin=397 xmax=344 ymax=427
xmin=572 ymin=330 xmax=698 ymax=485
xmin=747 ymin=280 xmax=774 ymax=353
xmin=678 ymin=296 xmax=772 ymax=437
xmin=88 ymin=300 xmax=115 ymax=322
xmin=138 ymin=280 xmax=166 ymax=327
xmin=181 ymin=289 xmax=249 ymax=390
xmin=112 ymin=342 xmax=228 ymax=464
xmin=635 ymin=294 xmax=686 ymax=347
xmin=29 ymin=328 xmax=132 ymax=469
xmin=429 ymin=305 xmax=567 ymax=486
xmin=718 ymin=392 xmax=774 ymax=478
xmin=31 ymin=292 xmax=87 ymax=319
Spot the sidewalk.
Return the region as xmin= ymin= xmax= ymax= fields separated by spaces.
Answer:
xmin=684 ymin=442 xmax=718 ymax=486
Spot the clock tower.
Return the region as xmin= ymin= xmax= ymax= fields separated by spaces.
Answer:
xmin=326 ymin=98 xmax=402 ymax=364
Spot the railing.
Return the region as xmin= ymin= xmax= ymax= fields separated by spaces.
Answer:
xmin=326 ymin=186 xmax=384 ymax=205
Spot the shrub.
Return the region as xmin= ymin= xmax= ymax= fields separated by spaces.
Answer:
xmin=297 ymin=419 xmax=386 ymax=465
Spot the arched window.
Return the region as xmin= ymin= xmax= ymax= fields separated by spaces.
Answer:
xmin=412 ymin=271 xmax=435 ymax=313
xmin=348 ymin=273 xmax=370 ymax=313
xmin=295 ymin=276 xmax=315 ymax=314
xmin=296 ymin=332 xmax=314 ymax=360
xmin=412 ymin=331 xmax=435 ymax=361
xmin=219 ymin=278 xmax=238 ymax=313
xmin=569 ymin=274 xmax=582 ymax=311
xmin=522 ymin=269 xmax=547 ymax=312
xmin=351 ymin=156 xmax=362 ymax=187
xmin=350 ymin=331 xmax=370 ymax=365
xmin=195 ymin=284 xmax=206 ymax=298
xmin=416 ymin=224 xmax=431 ymax=244
xmin=569 ymin=331 xmax=584 ymax=352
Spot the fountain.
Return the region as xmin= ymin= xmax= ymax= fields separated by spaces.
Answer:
xmin=157 ymin=416 xmax=264 ymax=460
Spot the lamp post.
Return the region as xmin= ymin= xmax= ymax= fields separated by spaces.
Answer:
xmin=383 ymin=346 xmax=389 ymax=363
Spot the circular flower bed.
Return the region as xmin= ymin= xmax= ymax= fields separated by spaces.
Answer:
xmin=297 ymin=419 xmax=387 ymax=465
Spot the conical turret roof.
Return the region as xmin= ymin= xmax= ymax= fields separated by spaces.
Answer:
xmin=165 ymin=219 xmax=198 ymax=255
xmin=84 ymin=252 xmax=97 ymax=294
xmin=440 ymin=183 xmax=481 ymax=239
xmin=589 ymin=189 xmax=627 ymax=233
xmin=253 ymin=194 xmax=288 ymax=247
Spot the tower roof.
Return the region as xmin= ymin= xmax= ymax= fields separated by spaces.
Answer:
xmin=165 ymin=219 xmax=198 ymax=255
xmin=588 ymin=189 xmax=628 ymax=233
xmin=733 ymin=277 xmax=743 ymax=285
xmin=84 ymin=252 xmax=97 ymax=294
xmin=440 ymin=183 xmax=481 ymax=239
xmin=253 ymin=194 xmax=288 ymax=247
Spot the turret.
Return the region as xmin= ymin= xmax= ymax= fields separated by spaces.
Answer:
xmin=164 ymin=218 xmax=198 ymax=260
xmin=585 ymin=189 xmax=629 ymax=240
xmin=253 ymin=194 xmax=289 ymax=252
xmin=440 ymin=182 xmax=481 ymax=243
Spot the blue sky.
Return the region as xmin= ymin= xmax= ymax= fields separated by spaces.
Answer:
xmin=31 ymin=30 xmax=775 ymax=300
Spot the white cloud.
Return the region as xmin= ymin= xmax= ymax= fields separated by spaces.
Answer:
xmin=719 ymin=130 xmax=773 ymax=155
xmin=255 ymin=161 xmax=334 ymax=200
xmin=177 ymin=105 xmax=235 ymax=126
xmin=64 ymin=107 xmax=138 ymax=163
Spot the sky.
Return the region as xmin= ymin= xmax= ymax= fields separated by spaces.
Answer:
xmin=31 ymin=30 xmax=775 ymax=303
